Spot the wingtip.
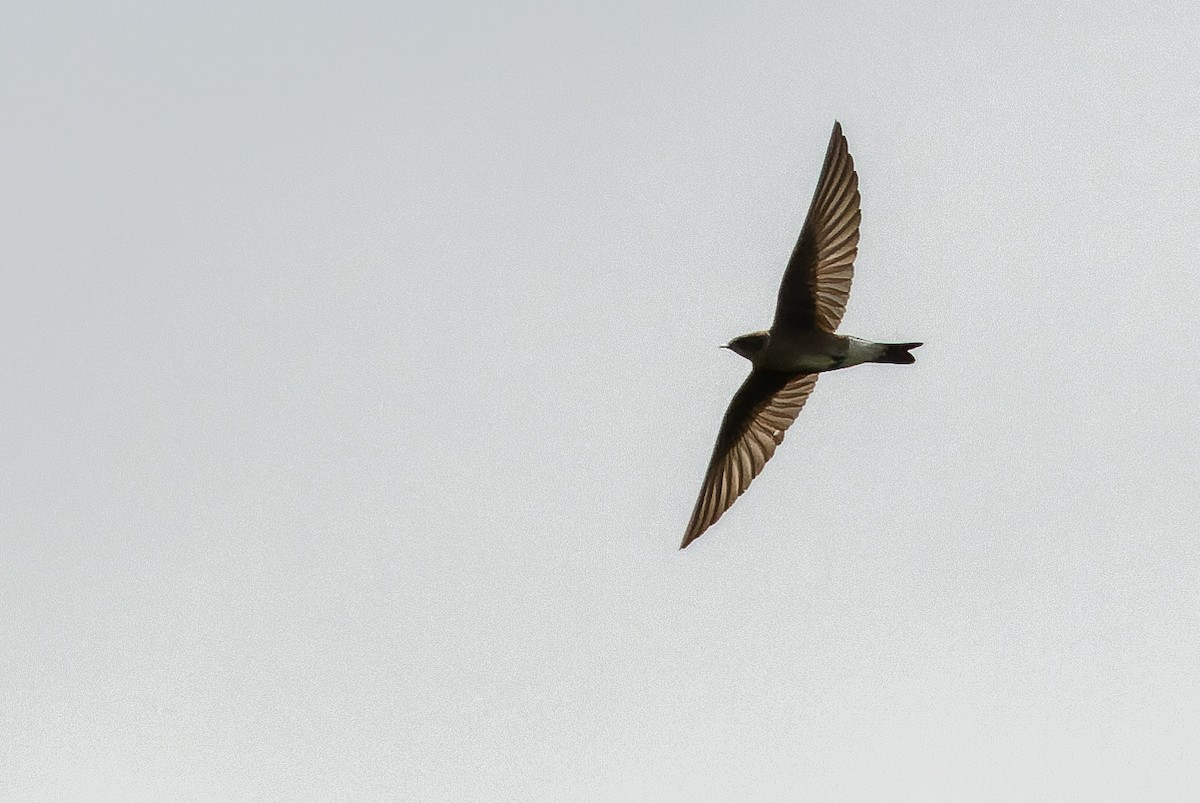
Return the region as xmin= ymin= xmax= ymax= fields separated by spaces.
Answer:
xmin=827 ymin=120 xmax=848 ymax=153
xmin=680 ymin=525 xmax=706 ymax=549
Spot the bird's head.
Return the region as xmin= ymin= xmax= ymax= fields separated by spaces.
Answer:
xmin=721 ymin=330 xmax=770 ymax=361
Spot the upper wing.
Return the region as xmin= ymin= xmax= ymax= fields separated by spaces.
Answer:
xmin=771 ymin=121 xmax=861 ymax=334
xmin=680 ymin=370 xmax=819 ymax=549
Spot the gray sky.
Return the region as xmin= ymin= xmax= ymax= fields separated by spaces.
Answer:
xmin=4 ymin=1 xmax=1199 ymax=800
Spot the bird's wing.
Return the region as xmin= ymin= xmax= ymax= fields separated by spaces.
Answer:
xmin=771 ymin=121 xmax=861 ymax=335
xmin=680 ymin=370 xmax=819 ymax=548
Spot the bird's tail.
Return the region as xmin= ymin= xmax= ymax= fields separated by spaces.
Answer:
xmin=876 ymin=342 xmax=923 ymax=364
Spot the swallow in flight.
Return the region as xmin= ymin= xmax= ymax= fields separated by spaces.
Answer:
xmin=681 ymin=122 xmax=921 ymax=549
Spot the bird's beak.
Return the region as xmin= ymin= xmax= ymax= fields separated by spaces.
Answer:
xmin=719 ymin=343 xmax=731 ymax=350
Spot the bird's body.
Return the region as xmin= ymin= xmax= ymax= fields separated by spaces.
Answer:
xmin=736 ymin=328 xmax=919 ymax=373
xmin=680 ymin=122 xmax=921 ymax=549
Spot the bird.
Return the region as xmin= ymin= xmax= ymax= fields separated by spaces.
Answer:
xmin=680 ymin=121 xmax=921 ymax=549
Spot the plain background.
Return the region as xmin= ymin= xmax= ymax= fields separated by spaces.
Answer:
xmin=4 ymin=1 xmax=1199 ymax=800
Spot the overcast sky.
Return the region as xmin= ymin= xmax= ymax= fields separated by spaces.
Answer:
xmin=4 ymin=1 xmax=1200 ymax=800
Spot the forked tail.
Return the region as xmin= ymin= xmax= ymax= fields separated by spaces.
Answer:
xmin=877 ymin=342 xmax=923 ymax=364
